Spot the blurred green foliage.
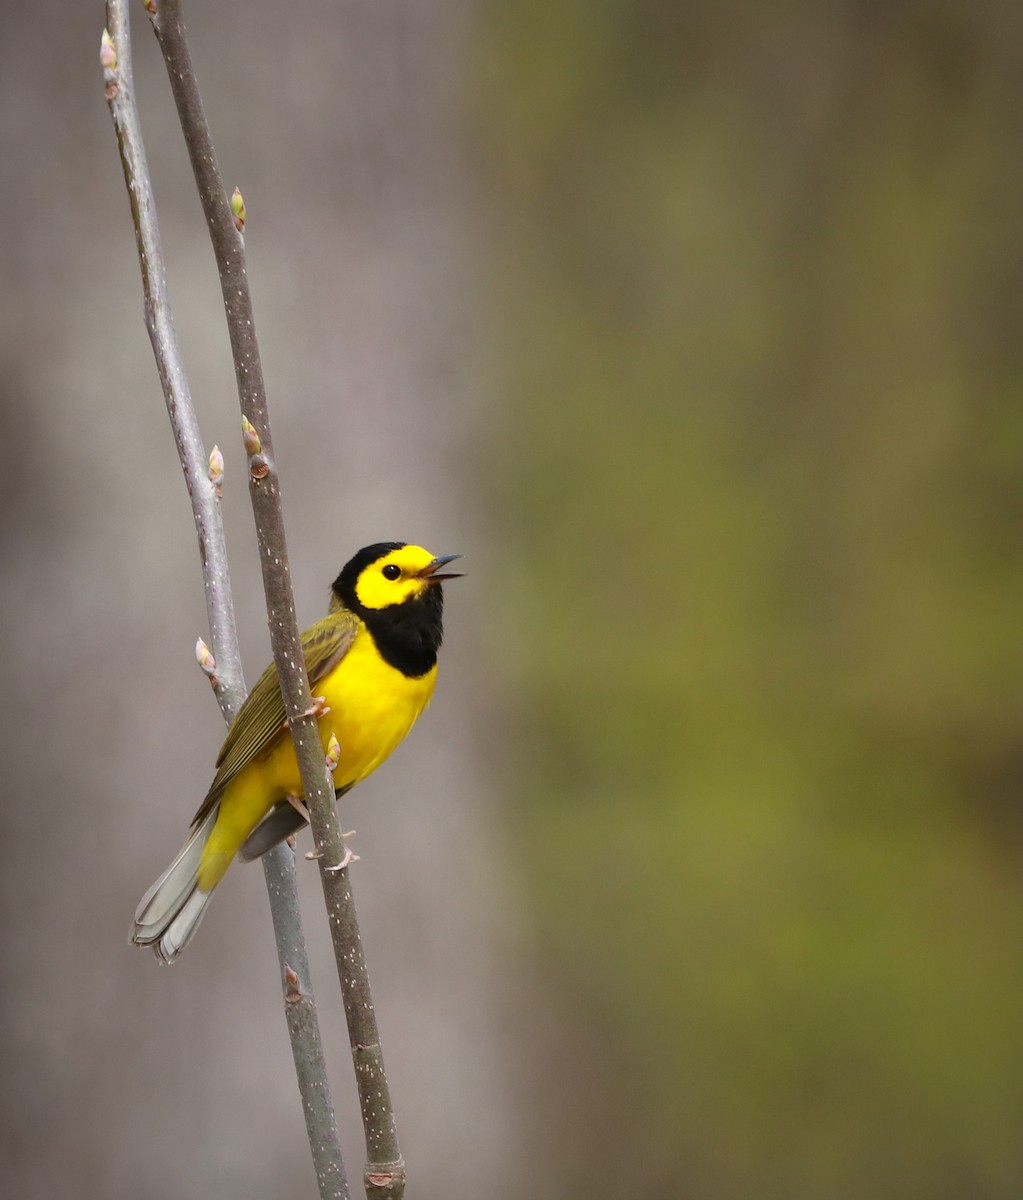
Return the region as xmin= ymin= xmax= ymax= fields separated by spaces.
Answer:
xmin=476 ymin=1 xmax=1023 ymax=1195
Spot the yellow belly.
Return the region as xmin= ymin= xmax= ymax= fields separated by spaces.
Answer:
xmin=198 ymin=630 xmax=436 ymax=889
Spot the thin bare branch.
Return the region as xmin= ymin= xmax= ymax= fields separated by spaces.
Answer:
xmin=148 ymin=2 xmax=405 ymax=1195
xmin=103 ymin=4 xmax=349 ymax=1197
xmin=102 ymin=2 xmax=241 ymax=720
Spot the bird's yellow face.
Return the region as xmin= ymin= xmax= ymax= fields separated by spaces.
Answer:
xmin=353 ymin=544 xmax=462 ymax=611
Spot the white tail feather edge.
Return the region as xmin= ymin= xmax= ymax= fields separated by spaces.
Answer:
xmin=129 ymin=805 xmax=219 ymax=964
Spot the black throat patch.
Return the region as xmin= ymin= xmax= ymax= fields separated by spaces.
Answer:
xmin=363 ymin=585 xmax=445 ymax=678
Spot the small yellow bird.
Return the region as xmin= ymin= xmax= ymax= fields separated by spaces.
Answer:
xmin=130 ymin=542 xmax=462 ymax=963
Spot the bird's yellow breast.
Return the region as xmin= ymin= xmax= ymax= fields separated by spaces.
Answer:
xmin=316 ymin=626 xmax=438 ymax=790
xmin=198 ymin=624 xmax=436 ymax=889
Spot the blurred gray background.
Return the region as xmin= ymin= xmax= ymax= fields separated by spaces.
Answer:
xmin=5 ymin=2 xmax=1023 ymax=1198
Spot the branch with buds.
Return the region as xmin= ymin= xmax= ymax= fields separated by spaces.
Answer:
xmin=106 ymin=0 xmax=407 ymax=1197
xmin=102 ymin=3 xmax=348 ymax=1198
xmin=146 ymin=3 xmax=407 ymax=1194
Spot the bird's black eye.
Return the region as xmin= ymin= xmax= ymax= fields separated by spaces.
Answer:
xmin=382 ymin=563 xmax=402 ymax=581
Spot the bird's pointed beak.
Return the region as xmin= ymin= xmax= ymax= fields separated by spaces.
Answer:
xmin=417 ymin=553 xmax=464 ymax=582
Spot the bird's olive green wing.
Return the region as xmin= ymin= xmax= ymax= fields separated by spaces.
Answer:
xmin=190 ymin=609 xmax=360 ymax=825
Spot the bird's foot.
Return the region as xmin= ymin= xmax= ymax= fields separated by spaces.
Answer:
xmin=324 ymin=842 xmax=360 ymax=872
xmin=287 ymin=695 xmax=331 ymax=726
xmin=305 ymin=828 xmax=358 ymax=869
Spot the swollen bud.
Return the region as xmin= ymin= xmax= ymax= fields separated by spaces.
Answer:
xmin=283 ymin=962 xmax=301 ymax=1004
xmin=100 ymin=29 xmax=117 ymax=69
xmin=195 ymin=638 xmax=217 ymax=680
xmin=208 ymin=445 xmax=224 ymax=495
xmin=101 ymin=30 xmax=119 ymax=99
xmin=241 ymin=416 xmax=262 ymax=456
xmin=230 ymin=187 xmax=246 ymax=233
xmin=325 ymin=732 xmax=341 ymax=773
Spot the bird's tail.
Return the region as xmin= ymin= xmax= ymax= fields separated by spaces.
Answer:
xmin=129 ymin=805 xmax=219 ymax=964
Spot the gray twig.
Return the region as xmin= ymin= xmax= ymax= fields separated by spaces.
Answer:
xmin=102 ymin=4 xmax=349 ymax=1197
xmin=146 ymin=2 xmax=405 ymax=1195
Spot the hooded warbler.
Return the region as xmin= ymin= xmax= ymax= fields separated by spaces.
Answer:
xmin=130 ymin=541 xmax=462 ymax=963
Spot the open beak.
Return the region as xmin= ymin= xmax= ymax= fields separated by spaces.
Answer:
xmin=417 ymin=553 xmax=464 ymax=582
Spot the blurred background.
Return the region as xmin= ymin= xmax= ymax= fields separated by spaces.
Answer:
xmin=3 ymin=2 xmax=1023 ymax=1198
